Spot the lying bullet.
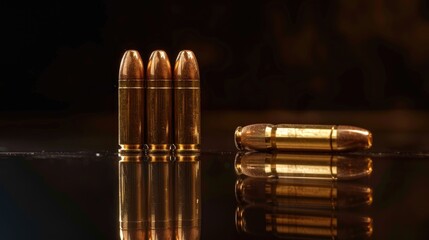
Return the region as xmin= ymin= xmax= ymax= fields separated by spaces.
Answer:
xmin=118 ymin=50 xmax=145 ymax=153
xmin=236 ymin=205 xmax=373 ymax=239
xmin=174 ymin=153 xmax=201 ymax=240
xmin=148 ymin=153 xmax=174 ymax=240
xmin=235 ymin=178 xmax=373 ymax=209
xmin=235 ymin=124 xmax=372 ymax=152
xmin=147 ymin=50 xmax=172 ymax=152
xmin=119 ymin=154 xmax=147 ymax=240
xmin=235 ymin=152 xmax=373 ymax=180
xmin=174 ymin=50 xmax=201 ymax=152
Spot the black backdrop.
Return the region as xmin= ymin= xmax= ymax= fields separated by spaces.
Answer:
xmin=2 ymin=0 xmax=429 ymax=113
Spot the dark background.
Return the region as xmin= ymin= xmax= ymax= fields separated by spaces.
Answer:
xmin=2 ymin=0 xmax=429 ymax=113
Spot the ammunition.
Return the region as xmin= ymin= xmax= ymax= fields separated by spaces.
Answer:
xmin=148 ymin=153 xmax=174 ymax=240
xmin=118 ymin=50 xmax=145 ymax=153
xmin=173 ymin=50 xmax=201 ymax=152
xmin=236 ymin=205 xmax=373 ymax=239
xmin=235 ymin=152 xmax=373 ymax=180
xmin=119 ymin=154 xmax=147 ymax=240
xmin=235 ymin=124 xmax=372 ymax=152
xmin=174 ymin=153 xmax=201 ymax=240
xmin=235 ymin=178 xmax=373 ymax=209
xmin=147 ymin=50 xmax=172 ymax=152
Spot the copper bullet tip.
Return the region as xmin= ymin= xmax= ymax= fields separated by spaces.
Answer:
xmin=119 ymin=50 xmax=144 ymax=80
xmin=147 ymin=50 xmax=172 ymax=79
xmin=174 ymin=50 xmax=200 ymax=79
xmin=337 ymin=126 xmax=373 ymax=151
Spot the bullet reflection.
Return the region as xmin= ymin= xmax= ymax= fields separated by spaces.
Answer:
xmin=236 ymin=205 xmax=373 ymax=239
xmin=119 ymin=153 xmax=147 ymax=240
xmin=235 ymin=151 xmax=373 ymax=239
xmin=118 ymin=152 xmax=201 ymax=240
xmin=175 ymin=153 xmax=201 ymax=240
xmin=235 ymin=152 xmax=373 ymax=180
xmin=148 ymin=153 xmax=174 ymax=240
xmin=236 ymin=177 xmax=373 ymax=210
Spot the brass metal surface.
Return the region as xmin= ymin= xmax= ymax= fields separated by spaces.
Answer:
xmin=235 ymin=152 xmax=373 ymax=180
xmin=119 ymin=154 xmax=147 ymax=240
xmin=235 ymin=123 xmax=372 ymax=152
xmin=146 ymin=50 xmax=172 ymax=152
xmin=174 ymin=50 xmax=201 ymax=152
xmin=175 ymin=153 xmax=201 ymax=240
xmin=118 ymin=50 xmax=145 ymax=152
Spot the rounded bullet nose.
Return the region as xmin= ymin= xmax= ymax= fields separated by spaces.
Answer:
xmin=174 ymin=50 xmax=200 ymax=79
xmin=337 ymin=126 xmax=373 ymax=151
xmin=147 ymin=50 xmax=172 ymax=79
xmin=119 ymin=50 xmax=144 ymax=79
xmin=239 ymin=124 xmax=272 ymax=151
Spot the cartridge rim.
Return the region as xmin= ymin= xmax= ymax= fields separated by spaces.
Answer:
xmin=174 ymin=144 xmax=200 ymax=153
xmin=234 ymin=126 xmax=243 ymax=150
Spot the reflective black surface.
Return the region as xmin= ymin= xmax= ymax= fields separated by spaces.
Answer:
xmin=1 ymin=151 xmax=429 ymax=239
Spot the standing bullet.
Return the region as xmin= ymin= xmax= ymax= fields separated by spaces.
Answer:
xmin=235 ymin=124 xmax=372 ymax=152
xmin=174 ymin=50 xmax=201 ymax=152
xmin=118 ymin=50 xmax=145 ymax=153
xmin=147 ymin=50 xmax=173 ymax=152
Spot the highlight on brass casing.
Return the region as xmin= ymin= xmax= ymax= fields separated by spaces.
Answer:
xmin=119 ymin=153 xmax=147 ymax=240
xmin=235 ymin=124 xmax=372 ymax=152
xmin=147 ymin=50 xmax=172 ymax=152
xmin=173 ymin=50 xmax=201 ymax=152
xmin=235 ymin=152 xmax=373 ymax=180
xmin=118 ymin=50 xmax=145 ymax=153
xmin=235 ymin=177 xmax=373 ymax=209
xmin=236 ymin=205 xmax=373 ymax=239
xmin=148 ymin=153 xmax=174 ymax=240
xmin=174 ymin=153 xmax=201 ymax=240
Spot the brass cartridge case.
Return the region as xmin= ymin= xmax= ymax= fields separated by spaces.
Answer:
xmin=119 ymin=154 xmax=147 ymax=240
xmin=118 ymin=50 xmax=145 ymax=152
xmin=235 ymin=178 xmax=373 ymax=209
xmin=235 ymin=124 xmax=372 ymax=152
xmin=174 ymin=153 xmax=201 ymax=240
xmin=147 ymin=50 xmax=172 ymax=152
xmin=173 ymin=50 xmax=201 ymax=152
xmin=148 ymin=153 xmax=174 ymax=240
xmin=235 ymin=152 xmax=373 ymax=180
xmin=236 ymin=205 xmax=373 ymax=239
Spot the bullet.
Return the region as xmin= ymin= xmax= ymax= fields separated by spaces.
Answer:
xmin=235 ymin=124 xmax=372 ymax=152
xmin=236 ymin=205 xmax=373 ymax=239
xmin=148 ymin=153 xmax=174 ymax=240
xmin=118 ymin=50 xmax=145 ymax=153
xmin=174 ymin=153 xmax=201 ymax=240
xmin=147 ymin=50 xmax=173 ymax=152
xmin=235 ymin=152 xmax=373 ymax=180
xmin=119 ymin=154 xmax=147 ymax=240
xmin=174 ymin=50 xmax=201 ymax=152
xmin=235 ymin=178 xmax=373 ymax=209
